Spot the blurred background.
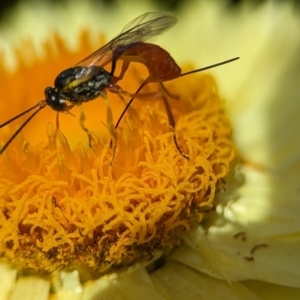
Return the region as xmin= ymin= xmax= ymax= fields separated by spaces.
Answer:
xmin=0 ymin=0 xmax=258 ymax=18
xmin=0 ymin=0 xmax=297 ymax=22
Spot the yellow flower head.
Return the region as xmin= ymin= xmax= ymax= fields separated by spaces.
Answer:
xmin=0 ymin=25 xmax=234 ymax=274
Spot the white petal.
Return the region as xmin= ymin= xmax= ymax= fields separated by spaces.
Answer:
xmin=242 ymin=280 xmax=300 ymax=300
xmin=82 ymin=273 xmax=123 ymax=300
xmin=0 ymin=263 xmax=17 ymax=300
xmin=182 ymin=222 xmax=300 ymax=287
xmin=160 ymin=0 xmax=300 ymax=289
xmin=118 ymin=268 xmax=166 ymax=300
xmin=9 ymin=276 xmax=50 ymax=300
xmin=170 ymin=244 xmax=300 ymax=298
xmin=82 ymin=254 xmax=166 ymax=300
xmin=184 ymin=162 xmax=300 ymax=286
xmin=150 ymin=260 xmax=258 ymax=300
xmin=165 ymin=1 xmax=300 ymax=167
xmin=51 ymin=270 xmax=82 ymax=300
xmin=175 ymin=162 xmax=300 ymax=286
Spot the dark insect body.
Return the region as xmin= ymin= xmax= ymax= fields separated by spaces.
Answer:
xmin=0 ymin=12 xmax=239 ymax=158
xmin=52 ymin=66 xmax=112 ymax=104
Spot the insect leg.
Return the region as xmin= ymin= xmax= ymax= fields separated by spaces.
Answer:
xmin=78 ymin=104 xmax=94 ymax=148
xmin=114 ymin=77 xmax=151 ymax=130
xmin=159 ymin=82 xmax=179 ymax=100
xmin=78 ymin=104 xmax=88 ymax=133
xmin=107 ymin=79 xmax=160 ymax=103
xmin=100 ymin=90 xmax=118 ymax=162
xmin=56 ymin=112 xmax=60 ymax=130
xmin=107 ymin=78 xmax=151 ymax=150
xmin=159 ymin=89 xmax=189 ymax=159
xmin=156 ymin=83 xmax=189 ymax=159
xmin=111 ymin=78 xmax=188 ymax=159
xmin=111 ymin=61 xmax=130 ymax=84
xmin=100 ymin=91 xmax=117 ymax=140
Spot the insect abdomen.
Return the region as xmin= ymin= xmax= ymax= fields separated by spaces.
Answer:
xmin=119 ymin=42 xmax=182 ymax=82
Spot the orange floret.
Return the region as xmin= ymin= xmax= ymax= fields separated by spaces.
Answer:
xmin=0 ymin=32 xmax=235 ymax=274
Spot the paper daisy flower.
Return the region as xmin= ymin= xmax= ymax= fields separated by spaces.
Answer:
xmin=0 ymin=0 xmax=299 ymax=299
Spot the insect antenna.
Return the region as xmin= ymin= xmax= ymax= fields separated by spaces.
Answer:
xmin=180 ymin=57 xmax=239 ymax=77
xmin=0 ymin=101 xmax=47 ymax=154
xmin=0 ymin=103 xmax=42 ymax=128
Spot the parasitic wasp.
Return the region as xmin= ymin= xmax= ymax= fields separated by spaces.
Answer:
xmin=0 ymin=12 xmax=239 ymax=158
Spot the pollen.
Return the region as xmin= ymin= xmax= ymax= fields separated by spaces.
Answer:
xmin=0 ymin=32 xmax=235 ymax=274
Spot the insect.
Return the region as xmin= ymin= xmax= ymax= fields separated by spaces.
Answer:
xmin=0 ymin=12 xmax=239 ymax=157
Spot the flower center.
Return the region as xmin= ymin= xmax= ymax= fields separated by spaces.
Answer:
xmin=0 ymin=32 xmax=235 ymax=275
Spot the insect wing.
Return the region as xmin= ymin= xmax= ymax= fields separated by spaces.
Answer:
xmin=120 ymin=11 xmax=177 ymax=40
xmin=74 ymin=12 xmax=177 ymax=78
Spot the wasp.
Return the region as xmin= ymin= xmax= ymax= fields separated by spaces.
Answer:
xmin=0 ymin=12 xmax=239 ymax=157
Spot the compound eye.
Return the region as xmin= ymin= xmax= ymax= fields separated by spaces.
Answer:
xmin=44 ymin=87 xmax=66 ymax=112
xmin=44 ymin=87 xmax=51 ymax=96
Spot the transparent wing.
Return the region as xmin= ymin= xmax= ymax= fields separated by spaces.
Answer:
xmin=74 ymin=12 xmax=177 ymax=77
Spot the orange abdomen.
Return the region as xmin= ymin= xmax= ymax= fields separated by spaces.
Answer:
xmin=120 ymin=42 xmax=182 ymax=82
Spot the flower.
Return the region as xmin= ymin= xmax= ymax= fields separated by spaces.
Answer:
xmin=0 ymin=0 xmax=300 ymax=299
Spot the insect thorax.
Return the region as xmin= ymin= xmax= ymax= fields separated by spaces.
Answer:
xmin=54 ymin=66 xmax=112 ymax=102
